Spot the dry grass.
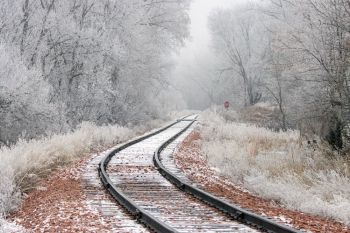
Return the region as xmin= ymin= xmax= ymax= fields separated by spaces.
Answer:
xmin=199 ymin=109 xmax=350 ymax=225
xmin=0 ymin=116 xmax=175 ymax=219
xmin=238 ymin=102 xmax=282 ymax=130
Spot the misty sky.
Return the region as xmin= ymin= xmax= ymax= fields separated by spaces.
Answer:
xmin=175 ymin=0 xmax=237 ymax=64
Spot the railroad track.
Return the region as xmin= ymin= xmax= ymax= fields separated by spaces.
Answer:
xmin=98 ymin=115 xmax=300 ymax=233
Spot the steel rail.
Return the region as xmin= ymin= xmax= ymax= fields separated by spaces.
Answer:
xmin=98 ymin=118 xmax=189 ymax=233
xmin=153 ymin=119 xmax=301 ymax=233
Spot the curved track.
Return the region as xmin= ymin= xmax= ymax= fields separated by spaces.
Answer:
xmin=99 ymin=116 xmax=300 ymax=233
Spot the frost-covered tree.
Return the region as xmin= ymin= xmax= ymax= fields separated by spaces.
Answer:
xmin=205 ymin=0 xmax=350 ymax=149
xmin=261 ymin=0 xmax=350 ymax=148
xmin=0 ymin=44 xmax=57 ymax=145
xmin=0 ymin=0 xmax=191 ymax=143
xmin=208 ymin=4 xmax=266 ymax=106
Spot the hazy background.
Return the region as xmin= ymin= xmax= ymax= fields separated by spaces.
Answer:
xmin=178 ymin=0 xmax=233 ymax=59
xmin=171 ymin=0 xmax=241 ymax=109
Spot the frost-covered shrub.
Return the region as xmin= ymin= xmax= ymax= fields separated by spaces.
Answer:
xmin=0 ymin=168 xmax=20 ymax=216
xmin=0 ymin=43 xmax=58 ymax=146
xmin=199 ymin=110 xmax=350 ymax=225
xmin=238 ymin=102 xmax=283 ymax=130
xmin=0 ymin=122 xmax=134 ymax=193
xmin=0 ymin=117 xmax=171 ymax=217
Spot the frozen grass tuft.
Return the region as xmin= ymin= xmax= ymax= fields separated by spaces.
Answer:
xmin=0 ymin=122 xmax=133 ymax=197
xmin=199 ymin=110 xmax=350 ymax=225
xmin=0 ymin=116 xmax=175 ymax=218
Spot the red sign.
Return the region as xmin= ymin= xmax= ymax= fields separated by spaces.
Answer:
xmin=224 ymin=101 xmax=229 ymax=109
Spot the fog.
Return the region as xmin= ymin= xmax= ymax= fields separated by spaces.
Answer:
xmin=171 ymin=0 xmax=243 ymax=110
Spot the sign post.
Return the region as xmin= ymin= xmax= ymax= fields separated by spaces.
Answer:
xmin=224 ymin=101 xmax=229 ymax=110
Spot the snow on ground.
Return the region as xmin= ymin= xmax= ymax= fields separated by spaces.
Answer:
xmin=0 ymin=217 xmax=25 ymax=233
xmin=198 ymin=110 xmax=350 ymax=226
xmin=174 ymin=130 xmax=350 ymax=232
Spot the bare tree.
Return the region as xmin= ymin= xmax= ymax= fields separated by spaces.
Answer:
xmin=209 ymin=5 xmax=264 ymax=106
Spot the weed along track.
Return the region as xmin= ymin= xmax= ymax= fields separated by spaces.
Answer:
xmin=99 ymin=116 xmax=300 ymax=233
